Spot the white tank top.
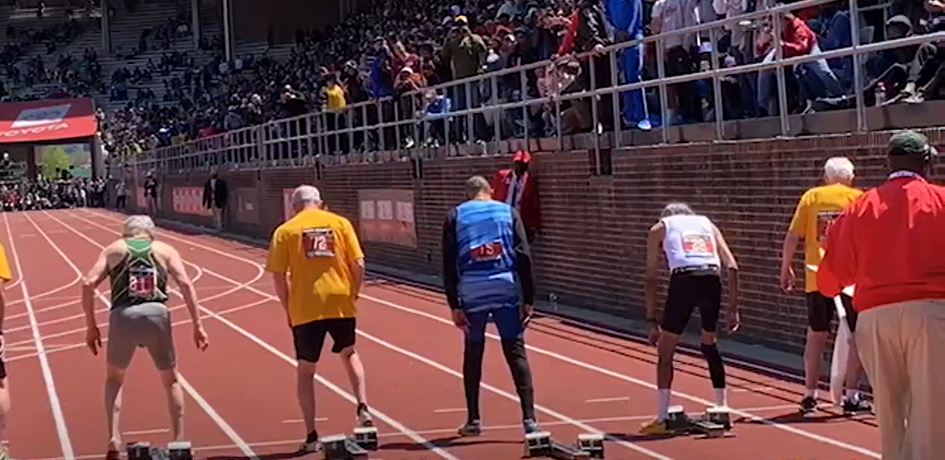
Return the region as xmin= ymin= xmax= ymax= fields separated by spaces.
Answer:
xmin=661 ymin=214 xmax=722 ymax=271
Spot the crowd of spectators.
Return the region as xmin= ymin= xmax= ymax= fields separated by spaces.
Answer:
xmin=84 ymin=0 xmax=945 ymax=159
xmin=0 ymin=176 xmax=106 ymax=211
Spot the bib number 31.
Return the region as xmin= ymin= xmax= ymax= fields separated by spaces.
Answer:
xmin=302 ymin=228 xmax=336 ymax=258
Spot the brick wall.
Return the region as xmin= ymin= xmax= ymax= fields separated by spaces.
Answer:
xmin=145 ymin=128 xmax=945 ymax=354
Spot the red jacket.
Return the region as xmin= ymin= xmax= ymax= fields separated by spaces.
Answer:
xmin=492 ymin=169 xmax=541 ymax=233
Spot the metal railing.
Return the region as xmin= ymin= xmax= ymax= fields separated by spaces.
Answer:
xmin=124 ymin=0 xmax=941 ymax=175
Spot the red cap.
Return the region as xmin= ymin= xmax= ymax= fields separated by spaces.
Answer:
xmin=513 ymin=150 xmax=532 ymax=163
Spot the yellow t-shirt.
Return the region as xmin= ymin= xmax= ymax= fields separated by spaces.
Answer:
xmin=265 ymin=209 xmax=364 ymax=326
xmin=788 ymin=183 xmax=863 ymax=292
xmin=325 ymin=84 xmax=346 ymax=112
xmin=0 ymin=242 xmax=11 ymax=282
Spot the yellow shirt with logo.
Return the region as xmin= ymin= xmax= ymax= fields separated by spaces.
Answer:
xmin=788 ymin=183 xmax=863 ymax=292
xmin=325 ymin=84 xmax=346 ymax=112
xmin=0 ymin=242 xmax=12 ymax=282
xmin=265 ymin=209 xmax=364 ymax=326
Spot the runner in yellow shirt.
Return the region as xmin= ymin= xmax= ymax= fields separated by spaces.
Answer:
xmin=0 ymin=241 xmax=13 ymax=460
xmin=266 ymin=185 xmax=372 ymax=453
xmin=779 ymin=157 xmax=870 ymax=416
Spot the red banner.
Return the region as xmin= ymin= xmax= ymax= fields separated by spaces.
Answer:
xmin=0 ymin=98 xmax=98 ymax=143
xmin=172 ymin=187 xmax=211 ymax=216
xmin=358 ymin=189 xmax=417 ymax=248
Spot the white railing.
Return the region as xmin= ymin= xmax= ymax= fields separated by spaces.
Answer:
xmin=125 ymin=0 xmax=941 ymax=174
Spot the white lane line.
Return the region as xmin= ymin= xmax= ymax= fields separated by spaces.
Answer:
xmin=9 ymin=213 xmax=75 ymax=459
xmin=585 ymin=396 xmax=629 ymax=404
xmin=102 ymin=215 xmax=879 ymax=459
xmin=431 ymin=408 xmax=466 ymax=414
xmin=732 ymin=386 xmax=777 ymax=393
xmin=31 ymin=211 xmax=257 ymax=460
xmin=122 ymin=428 xmax=170 ymax=436
xmin=281 ymin=418 xmax=329 ymax=423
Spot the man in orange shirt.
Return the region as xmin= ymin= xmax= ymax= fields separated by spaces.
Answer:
xmin=820 ymin=131 xmax=944 ymax=460
xmin=0 ymin=241 xmax=12 ymax=460
xmin=779 ymin=157 xmax=870 ymax=416
xmin=266 ymin=185 xmax=372 ymax=453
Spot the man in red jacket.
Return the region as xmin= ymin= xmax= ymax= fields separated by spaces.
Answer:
xmin=491 ymin=151 xmax=541 ymax=243
xmin=819 ymin=130 xmax=944 ymax=460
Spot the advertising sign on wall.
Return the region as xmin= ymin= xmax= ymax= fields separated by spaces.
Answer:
xmin=234 ymin=188 xmax=259 ymax=224
xmin=172 ymin=187 xmax=211 ymax=216
xmin=358 ymin=189 xmax=417 ymax=248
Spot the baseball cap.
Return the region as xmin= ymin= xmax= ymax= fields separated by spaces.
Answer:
xmin=513 ymin=150 xmax=532 ymax=163
xmin=888 ymin=130 xmax=939 ymax=157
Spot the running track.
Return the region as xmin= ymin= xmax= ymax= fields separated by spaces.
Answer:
xmin=1 ymin=209 xmax=881 ymax=460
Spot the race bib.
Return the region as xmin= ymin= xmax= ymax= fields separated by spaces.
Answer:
xmin=128 ymin=266 xmax=158 ymax=298
xmin=681 ymin=231 xmax=715 ymax=256
xmin=470 ymin=242 xmax=504 ymax=262
xmin=816 ymin=211 xmax=842 ymax=243
xmin=302 ymin=228 xmax=336 ymax=258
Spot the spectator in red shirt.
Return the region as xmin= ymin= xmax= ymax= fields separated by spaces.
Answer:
xmin=819 ymin=130 xmax=944 ymax=460
xmin=755 ymin=8 xmax=843 ymax=116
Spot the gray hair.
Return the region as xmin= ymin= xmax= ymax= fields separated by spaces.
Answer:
xmin=291 ymin=185 xmax=322 ymax=207
xmin=823 ymin=157 xmax=855 ymax=182
xmin=122 ymin=215 xmax=156 ymax=238
xmin=465 ymin=175 xmax=491 ymax=199
xmin=660 ymin=202 xmax=695 ymax=217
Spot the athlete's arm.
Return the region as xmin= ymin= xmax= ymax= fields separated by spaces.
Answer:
xmin=644 ymin=222 xmax=664 ymax=325
xmin=265 ymin=227 xmax=291 ymax=319
xmin=511 ymin=208 xmax=535 ymax=307
xmin=0 ymin=243 xmax=12 ymax=334
xmin=82 ymin=244 xmax=114 ymax=328
xmin=161 ymin=243 xmax=202 ymax=326
xmin=713 ymin=225 xmax=739 ymax=313
xmin=341 ymin=219 xmax=365 ymax=299
xmin=780 ymin=193 xmax=809 ymax=290
xmin=818 ymin=211 xmax=855 ymax=298
xmin=441 ymin=208 xmax=461 ymax=310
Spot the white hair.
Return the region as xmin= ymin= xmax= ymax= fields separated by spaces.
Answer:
xmin=122 ymin=215 xmax=155 ymax=238
xmin=661 ymin=202 xmax=695 ymax=217
xmin=291 ymin=185 xmax=322 ymax=207
xmin=824 ymin=157 xmax=855 ymax=182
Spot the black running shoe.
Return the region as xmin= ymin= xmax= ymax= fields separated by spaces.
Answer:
xmin=842 ymin=398 xmax=872 ymax=415
xmin=799 ymin=396 xmax=817 ymax=414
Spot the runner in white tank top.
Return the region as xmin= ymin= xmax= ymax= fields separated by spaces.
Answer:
xmin=641 ymin=202 xmax=741 ymax=435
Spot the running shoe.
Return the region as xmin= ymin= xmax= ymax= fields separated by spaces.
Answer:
xmin=639 ymin=418 xmax=673 ymax=435
xmin=523 ymin=418 xmax=541 ymax=434
xmin=356 ymin=403 xmax=374 ymax=427
xmin=298 ymin=430 xmax=322 ymax=453
xmin=799 ymin=396 xmax=818 ymax=415
xmin=457 ymin=420 xmax=483 ymax=437
xmin=842 ymin=397 xmax=872 ymax=415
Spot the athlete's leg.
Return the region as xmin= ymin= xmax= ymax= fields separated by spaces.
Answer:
xmin=492 ymin=306 xmax=537 ymax=430
xmin=141 ymin=303 xmax=183 ymax=440
xmin=802 ymin=292 xmax=833 ymax=408
xmin=104 ymin=364 xmax=126 ymax=452
xmin=329 ymin=319 xmax=371 ymax=425
xmin=105 ymin=308 xmax=138 ymax=453
xmin=839 ymin=295 xmax=870 ymax=413
xmin=0 ymin=372 xmax=10 ymax=456
xmin=459 ymin=309 xmax=489 ymax=435
xmin=293 ymin=321 xmax=329 ymax=450
xmin=697 ymin=276 xmax=726 ymax=407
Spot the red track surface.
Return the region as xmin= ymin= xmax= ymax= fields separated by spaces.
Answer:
xmin=1 ymin=209 xmax=881 ymax=460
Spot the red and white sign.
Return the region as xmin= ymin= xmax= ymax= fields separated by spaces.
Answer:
xmin=0 ymin=98 xmax=98 ymax=143
xmin=172 ymin=187 xmax=211 ymax=216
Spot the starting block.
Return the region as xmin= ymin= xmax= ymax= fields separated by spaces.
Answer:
xmin=665 ymin=406 xmax=733 ymax=439
xmin=128 ymin=441 xmax=194 ymax=460
xmin=322 ymin=426 xmax=379 ymax=460
xmin=524 ymin=431 xmax=605 ymax=459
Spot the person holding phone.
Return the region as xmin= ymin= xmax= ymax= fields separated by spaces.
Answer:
xmin=641 ymin=202 xmax=740 ymax=435
xmin=442 ymin=175 xmax=540 ymax=437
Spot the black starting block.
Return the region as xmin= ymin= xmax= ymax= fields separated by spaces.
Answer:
xmin=664 ymin=405 xmax=733 ymax=439
xmin=524 ymin=431 xmax=605 ymax=459
xmin=167 ymin=442 xmax=194 ymax=460
xmin=321 ymin=427 xmax=379 ymax=460
xmin=127 ymin=442 xmax=153 ymax=460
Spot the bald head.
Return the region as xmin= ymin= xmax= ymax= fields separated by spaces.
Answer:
xmin=291 ymin=185 xmax=323 ymax=213
xmin=465 ymin=176 xmax=492 ymax=200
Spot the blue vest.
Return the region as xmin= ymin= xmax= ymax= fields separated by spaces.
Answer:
xmin=454 ymin=200 xmax=519 ymax=311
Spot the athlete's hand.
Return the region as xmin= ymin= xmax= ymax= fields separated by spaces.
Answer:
xmin=779 ymin=265 xmax=795 ymax=292
xmin=727 ymin=309 xmax=741 ymax=333
xmin=520 ymin=304 xmax=534 ymax=327
xmin=193 ymin=324 xmax=209 ymax=351
xmin=451 ymin=309 xmax=469 ymax=334
xmin=647 ymin=326 xmax=660 ymax=346
xmin=85 ymin=326 xmax=103 ymax=356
